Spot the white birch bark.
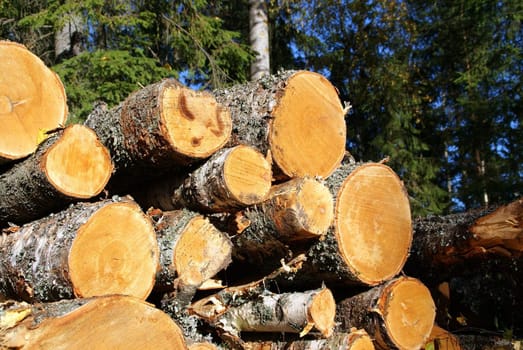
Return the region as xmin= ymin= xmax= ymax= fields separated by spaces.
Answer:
xmin=54 ymin=14 xmax=84 ymax=59
xmin=249 ymin=0 xmax=270 ymax=80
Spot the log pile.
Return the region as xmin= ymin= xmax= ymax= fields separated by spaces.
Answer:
xmin=0 ymin=41 xmax=520 ymax=349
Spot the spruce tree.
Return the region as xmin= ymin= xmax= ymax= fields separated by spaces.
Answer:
xmin=1 ymin=0 xmax=253 ymax=121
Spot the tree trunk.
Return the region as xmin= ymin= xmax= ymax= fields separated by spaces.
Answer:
xmin=243 ymin=330 xmax=374 ymax=350
xmin=0 ymin=197 xmax=158 ymax=302
xmin=229 ymin=177 xmax=333 ymax=266
xmin=0 ymin=41 xmax=68 ymax=163
xmin=150 ymin=209 xmax=232 ymax=303
xmin=54 ymin=14 xmax=84 ymax=61
xmin=280 ymin=162 xmax=412 ymax=288
xmin=0 ymin=124 xmax=113 ymax=225
xmin=135 ymin=145 xmax=272 ymax=213
xmin=0 ymin=295 xmax=187 ymax=349
xmin=336 ymin=276 xmax=436 ymax=350
xmin=84 ymin=78 xmax=232 ymax=176
xmin=213 ymin=70 xmax=346 ymax=179
xmin=249 ymin=0 xmax=270 ymax=80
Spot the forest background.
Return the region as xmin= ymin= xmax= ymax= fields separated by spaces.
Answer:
xmin=1 ymin=0 xmax=521 ymax=216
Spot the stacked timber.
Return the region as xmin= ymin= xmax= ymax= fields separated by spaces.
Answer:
xmin=3 ymin=41 xmax=519 ymax=348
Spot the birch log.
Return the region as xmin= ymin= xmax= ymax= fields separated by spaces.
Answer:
xmin=0 ymin=197 xmax=158 ymax=302
xmin=0 ymin=124 xmax=112 ymax=225
xmin=276 ymin=162 xmax=412 ymax=288
xmin=135 ymin=145 xmax=272 ymax=213
xmin=229 ymin=177 xmax=333 ymax=265
xmin=214 ymin=70 xmax=346 ymax=179
xmin=151 ymin=209 xmax=232 ymax=303
xmin=84 ymin=79 xmax=232 ymax=175
xmin=336 ymin=276 xmax=436 ymax=350
xmin=0 ymin=295 xmax=187 ymax=349
xmin=244 ymin=330 xmax=374 ymax=350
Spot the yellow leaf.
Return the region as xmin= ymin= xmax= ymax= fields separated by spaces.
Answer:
xmin=36 ymin=128 xmax=49 ymax=145
xmin=456 ymin=314 xmax=467 ymax=326
xmin=425 ymin=341 xmax=435 ymax=350
xmin=0 ymin=303 xmax=32 ymax=329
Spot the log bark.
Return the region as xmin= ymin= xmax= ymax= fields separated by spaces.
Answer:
xmin=0 ymin=40 xmax=68 ymax=163
xmin=0 ymin=124 xmax=113 ymax=225
xmin=84 ymin=78 xmax=232 ymax=174
xmin=0 ymin=197 xmax=158 ymax=302
xmin=408 ymin=197 xmax=523 ymax=274
xmin=336 ymin=276 xmax=436 ymax=350
xmin=150 ymin=209 xmax=232 ymax=303
xmin=214 ymin=288 xmax=335 ymax=337
xmin=229 ymin=177 xmax=333 ymax=265
xmin=455 ymin=335 xmax=516 ymax=350
xmin=243 ymin=330 xmax=374 ymax=350
xmin=135 ymin=145 xmax=272 ymax=213
xmin=278 ymin=162 xmax=412 ymax=288
xmin=214 ymin=70 xmax=346 ymax=179
xmin=0 ymin=295 xmax=187 ymax=349
xmin=404 ymin=200 xmax=523 ymax=335
xmin=194 ymin=287 xmax=336 ymax=349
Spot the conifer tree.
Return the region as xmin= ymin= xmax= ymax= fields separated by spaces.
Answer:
xmin=1 ymin=0 xmax=252 ymax=121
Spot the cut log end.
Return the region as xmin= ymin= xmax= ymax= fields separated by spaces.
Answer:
xmin=7 ymin=296 xmax=187 ymax=349
xmin=293 ymin=177 xmax=333 ymax=238
xmin=269 ymin=71 xmax=345 ymax=178
xmin=44 ymin=124 xmax=113 ymax=198
xmin=0 ymin=40 xmax=67 ymax=162
xmin=223 ymin=145 xmax=272 ymax=206
xmin=336 ymin=163 xmax=412 ymax=285
xmin=349 ymin=330 xmax=375 ymax=350
xmin=163 ymin=83 xmax=232 ymax=159
xmin=68 ymin=201 xmax=158 ymax=300
xmin=380 ymin=277 xmax=436 ymax=350
xmin=188 ymin=343 xmax=218 ymax=350
xmin=174 ymin=215 xmax=232 ymax=286
xmin=308 ymin=287 xmax=336 ymax=338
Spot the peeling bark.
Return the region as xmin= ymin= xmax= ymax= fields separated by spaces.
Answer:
xmin=244 ymin=330 xmax=374 ymax=350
